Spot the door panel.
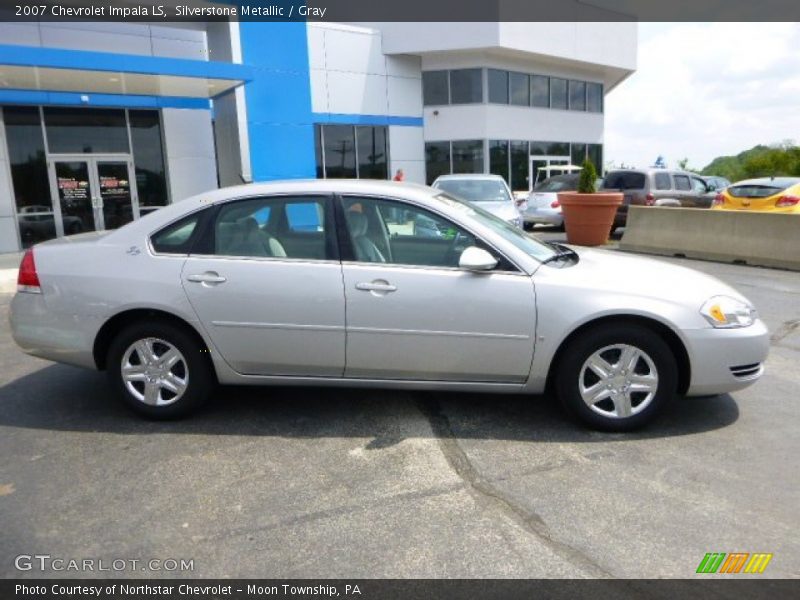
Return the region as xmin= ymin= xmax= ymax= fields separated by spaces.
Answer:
xmin=182 ymin=258 xmax=346 ymax=376
xmin=53 ymin=161 xmax=96 ymax=234
xmin=342 ymin=264 xmax=536 ymax=382
xmin=97 ymin=161 xmax=135 ymax=229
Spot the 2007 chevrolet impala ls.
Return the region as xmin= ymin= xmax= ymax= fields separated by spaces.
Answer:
xmin=9 ymin=180 xmax=769 ymax=431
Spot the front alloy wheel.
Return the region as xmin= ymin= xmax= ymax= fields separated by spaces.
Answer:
xmin=556 ymin=324 xmax=677 ymax=431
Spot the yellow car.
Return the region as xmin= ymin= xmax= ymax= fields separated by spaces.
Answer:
xmin=712 ymin=177 xmax=800 ymax=213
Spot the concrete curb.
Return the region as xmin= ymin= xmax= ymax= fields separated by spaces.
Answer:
xmin=0 ymin=269 xmax=17 ymax=295
xmin=619 ymin=206 xmax=800 ymax=271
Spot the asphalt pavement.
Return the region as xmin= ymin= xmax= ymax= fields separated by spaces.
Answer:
xmin=0 ymin=251 xmax=798 ymax=579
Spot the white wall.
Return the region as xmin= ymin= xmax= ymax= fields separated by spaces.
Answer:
xmin=0 ymin=22 xmax=208 ymax=60
xmin=388 ymin=126 xmax=425 ymax=184
xmin=307 ymin=22 xmax=423 ymax=118
xmin=161 ymin=109 xmax=218 ymax=202
xmin=0 ymin=109 xmax=21 ymax=253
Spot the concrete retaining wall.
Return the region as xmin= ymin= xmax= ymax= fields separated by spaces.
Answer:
xmin=620 ymin=206 xmax=800 ymax=271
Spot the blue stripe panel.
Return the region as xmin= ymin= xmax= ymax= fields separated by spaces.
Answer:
xmin=0 ymin=44 xmax=253 ymax=82
xmin=313 ymin=113 xmax=424 ymax=127
xmin=239 ymin=21 xmax=316 ymax=181
xmin=0 ymin=89 xmax=210 ymax=110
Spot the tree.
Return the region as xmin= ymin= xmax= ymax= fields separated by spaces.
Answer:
xmin=578 ymin=158 xmax=597 ymax=194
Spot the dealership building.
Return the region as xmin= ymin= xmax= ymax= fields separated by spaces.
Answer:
xmin=0 ymin=19 xmax=636 ymax=253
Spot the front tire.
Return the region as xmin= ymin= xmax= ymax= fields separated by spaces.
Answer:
xmin=107 ymin=320 xmax=214 ymax=419
xmin=555 ymin=324 xmax=677 ymax=431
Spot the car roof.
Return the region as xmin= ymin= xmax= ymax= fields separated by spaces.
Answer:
xmin=604 ymin=168 xmax=698 ymax=176
xmin=433 ymin=174 xmax=506 ymax=182
xmin=729 ymin=177 xmax=800 ymax=187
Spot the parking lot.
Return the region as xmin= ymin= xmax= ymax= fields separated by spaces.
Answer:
xmin=0 ymin=251 xmax=798 ymax=579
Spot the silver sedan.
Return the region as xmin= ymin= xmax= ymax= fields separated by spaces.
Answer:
xmin=10 ymin=180 xmax=769 ymax=431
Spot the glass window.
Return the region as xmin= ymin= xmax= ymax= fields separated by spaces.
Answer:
xmin=691 ymin=177 xmax=709 ymax=194
xmin=489 ymin=140 xmax=509 ymax=183
xmin=550 ymin=78 xmax=568 ymax=109
xmin=451 ymin=140 xmax=484 ymax=173
xmin=314 ymin=125 xmax=324 ymax=178
xmin=129 ymin=110 xmax=168 ymax=212
xmin=571 ymin=143 xmax=587 ymax=166
xmin=4 ymin=107 xmax=55 ymax=247
xmin=356 ymin=126 xmax=388 ymax=180
xmin=603 ymin=171 xmax=646 ymax=190
xmin=587 ymin=82 xmax=603 ymax=113
xmin=487 ymin=69 xmax=509 ymax=104
xmin=44 ymin=107 xmax=129 ymax=153
xmin=425 ymin=142 xmax=451 ymax=185
xmin=422 ymin=71 xmax=449 ymax=105
xmin=151 ymin=212 xmax=203 ymax=254
xmin=588 ymin=144 xmax=603 ymax=173
xmin=530 ymin=75 xmax=550 ymax=108
xmin=214 ymin=197 xmax=329 ymax=259
xmin=449 ymin=69 xmax=482 ymax=104
xmin=654 ymin=172 xmax=672 ymax=190
xmin=342 ymin=196 xmax=476 ymax=268
xmin=545 ymin=141 xmax=570 ymax=156
xmin=674 ymin=175 xmax=691 ymax=191
xmin=569 ymin=80 xmax=586 ymax=111
xmin=509 ymin=72 xmax=529 ymax=106
xmin=510 ymin=140 xmax=529 ymax=191
xmin=321 ymin=125 xmax=356 ymax=178
xmin=433 ymin=178 xmax=512 ymax=204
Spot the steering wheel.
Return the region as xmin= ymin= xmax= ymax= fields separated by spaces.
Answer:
xmin=444 ymin=231 xmax=471 ymax=266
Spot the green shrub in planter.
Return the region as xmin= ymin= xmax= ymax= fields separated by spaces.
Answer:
xmin=578 ymin=158 xmax=597 ymax=194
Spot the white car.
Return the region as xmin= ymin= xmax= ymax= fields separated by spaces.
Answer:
xmin=431 ymin=174 xmax=524 ymax=228
xmin=10 ymin=180 xmax=768 ymax=431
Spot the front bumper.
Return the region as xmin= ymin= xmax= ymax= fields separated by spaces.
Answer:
xmin=683 ymin=319 xmax=770 ymax=396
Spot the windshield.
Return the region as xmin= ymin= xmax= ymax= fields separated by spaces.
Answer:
xmin=434 ymin=179 xmax=512 ymax=204
xmin=434 ymin=192 xmax=557 ymax=263
xmin=534 ymin=175 xmax=579 ymax=192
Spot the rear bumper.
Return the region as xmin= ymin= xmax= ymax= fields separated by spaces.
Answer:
xmin=9 ymin=291 xmax=101 ymax=369
xmin=683 ymin=319 xmax=770 ymax=396
xmin=523 ymin=209 xmax=563 ymax=226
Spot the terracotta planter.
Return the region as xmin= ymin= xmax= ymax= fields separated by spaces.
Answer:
xmin=557 ymin=192 xmax=623 ymax=246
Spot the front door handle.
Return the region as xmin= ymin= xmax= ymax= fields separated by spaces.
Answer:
xmin=355 ymin=281 xmax=397 ymax=293
xmin=186 ymin=272 xmax=227 ymax=285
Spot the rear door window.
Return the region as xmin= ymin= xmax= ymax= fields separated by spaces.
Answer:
xmin=673 ymin=175 xmax=691 ymax=191
xmin=654 ymin=172 xmax=672 ymax=190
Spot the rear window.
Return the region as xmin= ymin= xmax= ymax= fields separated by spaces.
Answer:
xmin=727 ymin=184 xmax=788 ymax=198
xmin=534 ymin=175 xmax=579 ymax=192
xmin=151 ymin=212 xmax=202 ymax=254
xmin=603 ymin=172 xmax=646 ymax=190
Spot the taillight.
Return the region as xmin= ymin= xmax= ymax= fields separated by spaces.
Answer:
xmin=17 ymin=249 xmax=41 ymax=294
xmin=514 ymin=198 xmax=526 ymax=208
xmin=713 ymin=193 xmax=725 ymax=207
xmin=550 ymin=199 xmax=560 ymax=208
xmin=776 ymin=195 xmax=800 ymax=208
xmin=645 ymin=193 xmax=655 ymax=206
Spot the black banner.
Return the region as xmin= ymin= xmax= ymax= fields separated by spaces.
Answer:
xmin=3 ymin=579 xmax=800 ymax=600
xmin=1 ymin=0 xmax=800 ymax=22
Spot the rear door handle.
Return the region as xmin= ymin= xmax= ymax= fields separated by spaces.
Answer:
xmin=186 ymin=272 xmax=227 ymax=285
xmin=355 ymin=281 xmax=397 ymax=293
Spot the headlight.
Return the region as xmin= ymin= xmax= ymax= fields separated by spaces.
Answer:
xmin=700 ymin=296 xmax=756 ymax=328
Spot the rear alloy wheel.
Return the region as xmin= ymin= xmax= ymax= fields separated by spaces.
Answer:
xmin=108 ymin=321 xmax=213 ymax=419
xmin=556 ymin=324 xmax=677 ymax=431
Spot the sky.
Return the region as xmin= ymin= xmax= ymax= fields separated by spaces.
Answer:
xmin=604 ymin=22 xmax=800 ymax=171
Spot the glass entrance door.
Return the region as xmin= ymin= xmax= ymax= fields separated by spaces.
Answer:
xmin=49 ymin=156 xmax=139 ymax=236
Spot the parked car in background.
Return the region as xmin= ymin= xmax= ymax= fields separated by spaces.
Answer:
xmin=601 ymin=169 xmax=714 ymax=228
xmin=18 ymin=205 xmax=84 ymax=245
xmin=10 ymin=180 xmax=768 ymax=431
xmin=701 ymin=175 xmax=731 ymax=192
xmin=522 ymin=173 xmax=604 ymax=230
xmin=432 ymin=174 xmax=524 ymax=228
xmin=712 ymin=177 xmax=800 ymax=213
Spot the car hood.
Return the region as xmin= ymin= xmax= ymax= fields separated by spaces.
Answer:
xmin=538 ymin=247 xmax=751 ymax=307
xmin=473 ymin=201 xmax=518 ymax=221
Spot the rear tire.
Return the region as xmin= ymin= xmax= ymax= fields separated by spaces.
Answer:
xmin=555 ymin=324 xmax=677 ymax=431
xmin=107 ymin=320 xmax=214 ymax=419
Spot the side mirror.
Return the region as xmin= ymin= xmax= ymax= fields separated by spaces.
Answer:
xmin=459 ymin=246 xmax=498 ymax=272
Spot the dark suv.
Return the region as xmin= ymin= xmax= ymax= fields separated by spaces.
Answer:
xmin=601 ymin=169 xmax=714 ymax=228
